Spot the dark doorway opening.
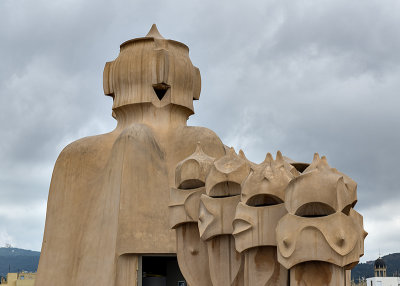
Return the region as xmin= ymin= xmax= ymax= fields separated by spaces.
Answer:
xmin=142 ymin=256 xmax=186 ymax=286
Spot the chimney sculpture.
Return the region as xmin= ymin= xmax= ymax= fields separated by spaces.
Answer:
xmin=170 ymin=142 xmax=215 ymax=286
xmin=36 ymin=26 xmax=366 ymax=286
xmin=232 ymin=151 xmax=298 ymax=286
xmin=276 ymin=154 xmax=367 ymax=286
xmin=35 ymin=25 xmax=226 ymax=286
xmin=198 ymin=148 xmax=250 ymax=286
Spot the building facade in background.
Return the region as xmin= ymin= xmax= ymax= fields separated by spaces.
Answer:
xmin=0 ymin=272 xmax=36 ymax=286
xmin=366 ymin=257 xmax=400 ymax=286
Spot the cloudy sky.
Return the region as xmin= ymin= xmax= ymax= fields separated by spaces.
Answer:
xmin=1 ymin=0 xmax=399 ymax=263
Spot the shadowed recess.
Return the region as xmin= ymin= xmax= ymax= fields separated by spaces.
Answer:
xmin=153 ymin=83 xmax=170 ymax=100
xmin=178 ymin=179 xmax=205 ymax=190
xmin=246 ymin=194 xmax=283 ymax=207
xmin=342 ymin=201 xmax=357 ymax=216
xmin=209 ymin=181 xmax=241 ymax=197
xmin=295 ymin=202 xmax=336 ymax=217
xmin=290 ymin=162 xmax=309 ymax=173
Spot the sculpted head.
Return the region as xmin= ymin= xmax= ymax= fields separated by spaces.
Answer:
xmin=241 ymin=151 xmax=299 ymax=206
xmin=103 ymin=24 xmax=201 ymax=115
xmin=285 ymin=153 xmax=358 ymax=217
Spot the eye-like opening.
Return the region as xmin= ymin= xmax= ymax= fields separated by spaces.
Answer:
xmin=153 ymin=83 xmax=170 ymax=100
xmin=295 ymin=202 xmax=336 ymax=218
xmin=342 ymin=204 xmax=352 ymax=216
xmin=341 ymin=200 xmax=357 ymax=216
xmin=246 ymin=194 xmax=283 ymax=207
xmin=178 ymin=179 xmax=204 ymax=190
xmin=209 ymin=181 xmax=241 ymax=197
xmin=291 ymin=162 xmax=309 ymax=173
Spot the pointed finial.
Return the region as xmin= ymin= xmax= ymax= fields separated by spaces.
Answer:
xmin=228 ymin=146 xmax=236 ymax=155
xmin=238 ymin=149 xmax=257 ymax=168
xmin=320 ymin=155 xmax=329 ymax=167
xmin=276 ymin=150 xmax=284 ymax=162
xmin=146 ymin=24 xmax=165 ymax=39
xmin=264 ymin=153 xmax=273 ymax=163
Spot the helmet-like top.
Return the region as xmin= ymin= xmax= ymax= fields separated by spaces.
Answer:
xmin=103 ymin=24 xmax=201 ymax=114
xmin=374 ymin=257 xmax=386 ymax=269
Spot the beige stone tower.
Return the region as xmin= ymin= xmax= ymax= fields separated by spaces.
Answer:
xmin=36 ymin=25 xmax=367 ymax=286
xmin=374 ymin=257 xmax=387 ymax=277
xmin=35 ymin=25 xmax=225 ymax=286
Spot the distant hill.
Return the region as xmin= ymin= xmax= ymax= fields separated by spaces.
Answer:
xmin=351 ymin=253 xmax=400 ymax=282
xmin=0 ymin=247 xmax=40 ymax=277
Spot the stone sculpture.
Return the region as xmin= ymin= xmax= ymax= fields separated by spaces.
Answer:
xmin=198 ymin=148 xmax=249 ymax=286
xmin=170 ymin=143 xmax=214 ymax=286
xmin=36 ymin=25 xmax=366 ymax=286
xmin=35 ymin=25 xmax=226 ymax=286
xmin=276 ymin=154 xmax=367 ymax=285
xmin=233 ymin=151 xmax=297 ymax=286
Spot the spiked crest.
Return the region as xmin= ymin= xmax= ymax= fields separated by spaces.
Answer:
xmin=241 ymin=151 xmax=299 ymax=206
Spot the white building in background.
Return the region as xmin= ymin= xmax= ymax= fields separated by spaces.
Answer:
xmin=366 ymin=277 xmax=400 ymax=286
xmin=366 ymin=257 xmax=400 ymax=286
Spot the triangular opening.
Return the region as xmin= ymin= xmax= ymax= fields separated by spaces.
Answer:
xmin=153 ymin=83 xmax=170 ymax=100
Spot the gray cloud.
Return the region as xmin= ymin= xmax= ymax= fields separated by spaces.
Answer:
xmin=0 ymin=0 xmax=399 ymax=262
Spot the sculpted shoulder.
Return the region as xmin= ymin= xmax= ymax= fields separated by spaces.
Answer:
xmin=54 ymin=131 xmax=118 ymax=173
